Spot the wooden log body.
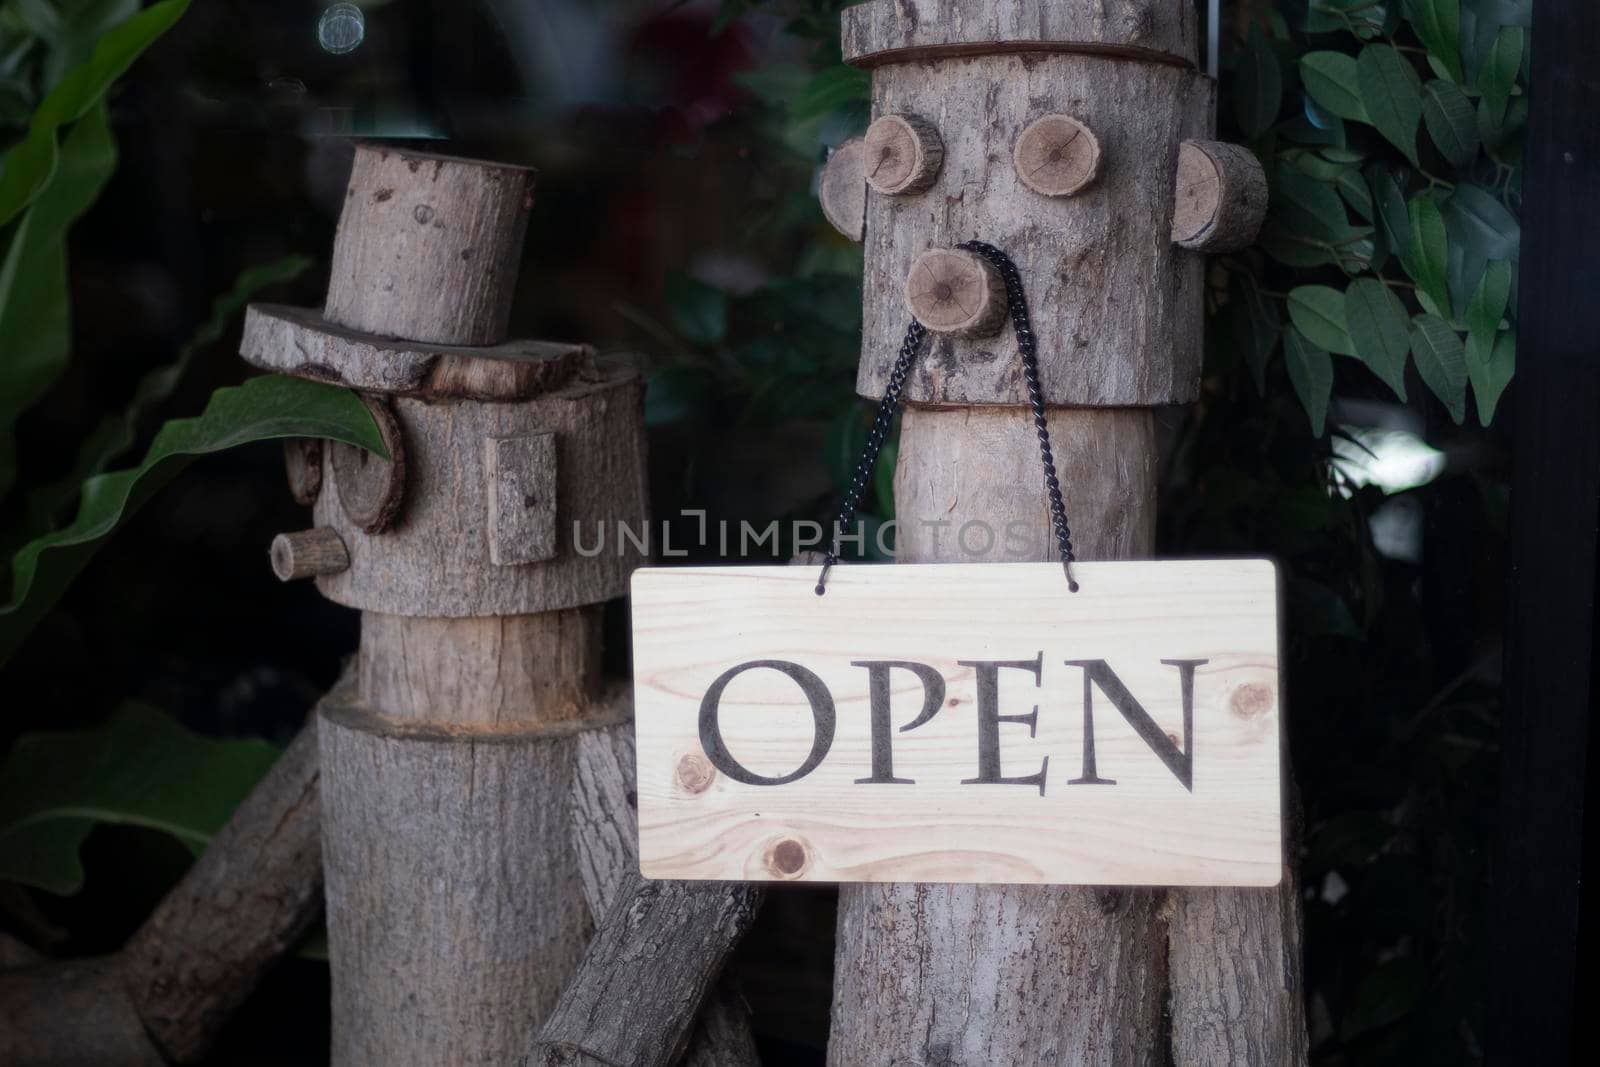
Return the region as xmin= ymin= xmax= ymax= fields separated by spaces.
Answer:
xmin=855 ymin=53 xmax=1214 ymax=406
xmin=325 ymin=145 xmax=535 ymax=346
xmin=310 ymin=361 xmax=648 ymax=617
xmin=0 ymin=958 xmax=164 ymax=1066
xmin=318 ymin=685 xmax=632 ymax=1066
xmin=842 ymin=0 xmax=1199 ymax=67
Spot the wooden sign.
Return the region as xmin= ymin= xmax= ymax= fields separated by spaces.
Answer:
xmin=630 ymin=560 xmax=1283 ymax=887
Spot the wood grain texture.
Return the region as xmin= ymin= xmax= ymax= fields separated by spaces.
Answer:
xmin=856 ymin=54 xmax=1214 ymax=406
xmin=829 ymin=404 xmax=1165 ymax=1066
xmin=525 ymin=872 xmax=762 ymax=1067
xmin=241 ymin=303 xmax=592 ymax=402
xmin=633 ymin=560 xmax=1282 ymax=886
xmin=565 ymin=722 xmax=763 ymax=1067
xmin=269 ymin=527 xmax=349 ymax=581
xmin=841 ymin=0 xmax=1199 ymax=67
xmin=318 ymin=688 xmax=630 ymax=1067
xmin=1171 ymin=140 xmax=1268 ymax=252
xmin=863 ymin=113 xmax=944 ymax=195
xmin=329 ymin=394 xmax=406 ymax=534
xmin=819 ymin=137 xmax=867 ymax=241
xmin=325 ymin=144 xmax=534 ymax=346
xmin=487 ymin=432 xmax=559 ymax=566
xmin=358 ymin=609 xmax=603 ymax=729
xmin=1165 ymin=836 xmax=1308 ymax=1065
xmin=122 ymin=715 xmax=326 ymax=1062
xmin=1013 ymin=113 xmax=1102 ymax=197
xmin=312 ymin=362 xmax=649 ymax=617
xmin=283 ymin=437 xmax=323 ymax=506
xmin=0 ymin=958 xmax=164 ymax=1066
xmin=904 ymin=247 xmax=1006 ymax=336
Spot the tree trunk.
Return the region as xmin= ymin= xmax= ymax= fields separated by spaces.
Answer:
xmin=830 ymin=407 xmax=1167 ymax=1066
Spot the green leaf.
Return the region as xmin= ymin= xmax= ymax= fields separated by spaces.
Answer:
xmin=1368 ymin=164 xmax=1410 ymax=272
xmin=790 ymin=65 xmax=869 ymax=123
xmin=1465 ymin=259 xmax=1513 ymax=343
xmin=1288 ymin=286 xmax=1356 ymax=357
xmin=17 ymin=256 xmax=314 ymax=540
xmin=0 ymin=376 xmax=385 ymax=665
xmin=0 ymin=0 xmax=189 ymax=226
xmin=1467 ymin=327 xmax=1515 ymax=424
xmin=1404 ymin=0 xmax=1464 ymax=84
xmin=1235 ymin=25 xmax=1283 ymax=138
xmin=1301 ymin=52 xmax=1369 ymax=123
xmin=1232 ymin=272 xmax=1282 ymax=395
xmin=1401 ymin=195 xmax=1452 ymax=318
xmin=1410 ymin=314 xmax=1468 ymax=422
xmin=0 ymin=101 xmax=117 ymax=499
xmin=1337 ymin=168 xmax=1375 ymax=222
xmin=1357 ymin=44 xmax=1424 ymax=166
xmin=1284 ymin=327 xmax=1334 ymax=437
xmin=1273 ymin=164 xmax=1351 ymax=241
xmin=1443 ymin=184 xmax=1519 ymax=306
xmin=665 ymin=272 xmax=728 ymax=347
xmin=1345 ymin=279 xmax=1411 ymax=400
xmin=1477 ymin=25 xmax=1522 ymax=125
xmin=1422 ymin=79 xmax=1478 ymax=166
xmin=0 ymin=704 xmax=278 ymax=894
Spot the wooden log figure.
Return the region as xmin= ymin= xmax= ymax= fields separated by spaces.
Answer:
xmin=818 ymin=3 xmax=1298 ymax=1065
xmin=242 ymin=144 xmax=651 ymax=1065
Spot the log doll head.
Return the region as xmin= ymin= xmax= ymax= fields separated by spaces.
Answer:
xmin=819 ymin=1 xmax=1267 ymax=410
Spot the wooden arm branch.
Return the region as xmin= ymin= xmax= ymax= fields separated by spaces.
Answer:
xmin=526 ymin=723 xmax=763 ymax=1067
xmin=0 ymin=681 xmax=336 ymax=1065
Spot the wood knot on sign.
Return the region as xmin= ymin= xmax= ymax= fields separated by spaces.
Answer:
xmin=1230 ymin=682 xmax=1275 ymax=719
xmin=764 ymin=837 xmax=811 ymax=879
xmin=863 ymin=113 xmax=943 ymax=195
xmin=1013 ymin=114 xmax=1102 ymax=197
xmin=675 ymin=753 xmax=716 ymax=794
xmin=903 ymin=248 xmax=1006 ymax=337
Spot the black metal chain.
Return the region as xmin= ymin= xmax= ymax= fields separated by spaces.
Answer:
xmin=813 ymin=318 xmax=925 ymax=595
xmin=816 ymin=241 xmax=1078 ymax=594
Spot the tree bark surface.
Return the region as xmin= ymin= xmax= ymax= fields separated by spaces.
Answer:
xmin=842 ymin=0 xmax=1198 ymax=66
xmin=553 ymin=721 xmax=763 ymax=1067
xmin=122 ymin=710 xmax=327 ymax=1063
xmin=830 ymin=406 xmax=1166 ymax=1067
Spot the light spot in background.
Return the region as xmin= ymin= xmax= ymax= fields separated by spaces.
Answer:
xmin=1331 ymin=427 xmax=1448 ymax=496
xmin=317 ymin=3 xmax=366 ymax=56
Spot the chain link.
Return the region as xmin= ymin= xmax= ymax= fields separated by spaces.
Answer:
xmin=817 ymin=242 xmax=1077 ymax=594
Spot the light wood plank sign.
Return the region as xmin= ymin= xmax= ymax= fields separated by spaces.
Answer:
xmin=630 ymin=560 xmax=1283 ymax=887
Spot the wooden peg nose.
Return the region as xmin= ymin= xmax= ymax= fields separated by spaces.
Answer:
xmin=270 ymin=528 xmax=350 ymax=581
xmin=903 ymin=247 xmax=1006 ymax=337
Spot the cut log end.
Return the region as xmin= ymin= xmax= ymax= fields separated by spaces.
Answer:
xmin=903 ymin=248 xmax=1006 ymax=337
xmin=819 ymin=137 xmax=868 ymax=241
xmin=1172 ymin=140 xmax=1268 ymax=252
xmin=864 ymin=113 xmax=944 ymax=195
xmin=283 ymin=438 xmax=323 ymax=506
xmin=330 ymin=395 xmax=406 ymax=534
xmin=1013 ymin=114 xmax=1102 ymax=197
xmin=270 ymin=527 xmax=350 ymax=581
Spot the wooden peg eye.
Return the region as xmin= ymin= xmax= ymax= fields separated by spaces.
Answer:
xmin=863 ymin=113 xmax=944 ymax=195
xmin=1013 ymin=114 xmax=1102 ymax=197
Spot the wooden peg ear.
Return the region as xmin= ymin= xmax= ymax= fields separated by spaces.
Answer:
xmin=1013 ymin=114 xmax=1103 ymax=197
xmin=819 ymin=137 xmax=867 ymax=241
xmin=863 ymin=113 xmax=944 ymax=195
xmin=903 ymin=247 xmax=1006 ymax=337
xmin=1171 ymin=140 xmax=1268 ymax=252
